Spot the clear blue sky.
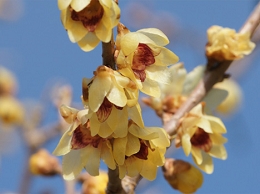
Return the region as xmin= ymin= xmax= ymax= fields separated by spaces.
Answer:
xmin=0 ymin=0 xmax=259 ymax=193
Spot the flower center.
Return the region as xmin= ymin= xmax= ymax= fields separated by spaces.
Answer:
xmin=190 ymin=128 xmax=212 ymax=152
xmin=134 ymin=140 xmax=148 ymax=160
xmin=132 ymin=43 xmax=156 ymax=82
xmin=71 ymin=122 xmax=102 ymax=149
xmin=70 ymin=0 xmax=104 ymax=32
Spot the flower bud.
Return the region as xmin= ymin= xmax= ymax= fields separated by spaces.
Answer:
xmin=59 ymin=105 xmax=78 ymax=124
xmin=0 ymin=66 xmax=17 ymax=95
xmin=163 ymin=158 xmax=203 ymax=193
xmin=0 ymin=96 xmax=24 ymax=125
xmin=29 ymin=149 xmax=60 ymax=176
xmin=81 ymin=171 xmax=108 ymax=194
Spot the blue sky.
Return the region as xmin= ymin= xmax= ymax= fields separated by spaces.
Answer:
xmin=0 ymin=0 xmax=260 ymax=193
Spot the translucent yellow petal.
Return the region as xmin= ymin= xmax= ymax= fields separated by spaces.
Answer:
xmin=209 ymin=133 xmax=227 ymax=145
xmin=149 ymin=127 xmax=170 ymax=148
xmin=106 ymin=82 xmax=127 ymax=108
xmin=118 ymin=165 xmax=126 ymax=179
xmin=194 ymin=152 xmax=214 ymax=174
xmin=106 ymin=106 xmax=118 ymax=132
xmin=203 ymin=88 xmax=228 ymax=114
xmin=182 ymin=133 xmax=192 ymax=156
xmin=181 ymin=117 xmax=199 ymax=132
xmin=67 ymin=17 xmax=88 ymax=43
xmin=112 ymin=107 xmax=128 ymax=138
xmin=98 ymin=121 xmax=113 ymax=138
xmin=78 ymin=32 xmax=100 ymax=52
xmin=89 ymin=76 xmax=111 ymax=112
xmin=197 ymin=118 xmax=213 ymax=133
xmin=128 ymin=123 xmax=159 ymax=140
xmin=128 ymin=104 xmax=144 ymax=128
xmin=53 ymin=122 xmax=77 ymax=156
xmin=125 ymin=157 xmax=143 ymax=177
xmin=191 ymin=147 xmax=203 ymax=165
xmin=120 ymin=32 xmax=154 ymax=56
xmin=111 ymin=1 xmax=120 ymax=27
xmin=137 ymin=28 xmax=169 ymax=46
xmin=58 ymin=0 xmax=72 ymax=10
xmin=62 ymin=150 xmax=83 ymax=180
xmin=71 ymin=0 xmax=91 ymax=12
xmin=95 ymin=21 xmax=112 ymax=42
xmin=113 ymin=137 xmax=127 ymax=165
xmin=190 ymin=103 xmax=203 ymax=117
xmin=152 ymin=45 xmax=179 ymax=65
xmin=60 ymin=8 xmax=70 ymax=28
xmin=148 ymin=148 xmax=164 ymax=166
xmin=145 ymin=65 xmax=170 ymax=84
xmin=82 ymin=145 xmax=101 ymax=176
xmin=206 ymin=115 xmax=227 ymax=134
xmin=209 ymin=145 xmax=227 ymax=160
xmin=101 ymin=141 xmax=116 ymax=170
xmin=101 ymin=5 xmax=113 ymax=29
xmin=140 ymin=159 xmax=157 ymax=181
xmin=141 ymin=78 xmax=161 ymax=98
xmin=125 ymin=133 xmax=140 ymax=156
xmin=90 ymin=114 xmax=101 ymax=136
xmin=99 ymin=0 xmax=112 ymax=9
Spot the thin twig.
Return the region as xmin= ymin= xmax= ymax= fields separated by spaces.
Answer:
xmin=165 ymin=2 xmax=260 ymax=136
xmin=106 ymin=168 xmax=126 ymax=194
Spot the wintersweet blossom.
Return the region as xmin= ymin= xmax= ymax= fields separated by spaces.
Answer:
xmin=58 ymin=0 xmax=120 ymax=51
xmin=116 ymin=25 xmax=179 ymax=97
xmin=53 ymin=113 xmax=116 ymax=180
xmin=117 ymin=120 xmax=170 ymax=180
xmin=206 ymin=25 xmax=255 ymax=61
xmin=175 ymin=103 xmax=227 ymax=174
xmin=142 ymin=63 xmax=204 ymax=116
xmin=80 ymin=65 xmax=144 ymax=138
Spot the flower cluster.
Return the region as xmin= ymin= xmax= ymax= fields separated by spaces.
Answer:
xmin=206 ymin=25 xmax=255 ymax=61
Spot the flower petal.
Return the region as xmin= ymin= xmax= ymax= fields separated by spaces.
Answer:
xmin=58 ymin=0 xmax=72 ymax=10
xmin=191 ymin=147 xmax=203 ymax=165
xmin=128 ymin=103 xmax=144 ymax=128
xmin=128 ymin=123 xmax=159 ymax=140
xmin=137 ymin=28 xmax=169 ymax=46
xmin=182 ymin=133 xmax=192 ymax=156
xmin=98 ymin=121 xmax=114 ymax=138
xmin=194 ymin=151 xmax=214 ymax=174
xmin=78 ymin=32 xmax=100 ymax=52
xmin=125 ymin=133 xmax=140 ymax=156
xmin=149 ymin=127 xmax=170 ymax=148
xmin=113 ymin=137 xmax=127 ymax=165
xmin=62 ymin=150 xmax=83 ymax=180
xmin=89 ymin=76 xmax=112 ymax=112
xmin=101 ymin=141 xmax=116 ymax=170
xmin=140 ymin=159 xmax=157 ymax=181
xmin=71 ymin=0 xmax=91 ymax=12
xmin=125 ymin=157 xmax=143 ymax=177
xmin=82 ymin=145 xmax=101 ymax=176
xmin=95 ymin=20 xmax=112 ymax=42
xmin=209 ymin=145 xmax=227 ymax=160
xmin=141 ymin=78 xmax=161 ymax=98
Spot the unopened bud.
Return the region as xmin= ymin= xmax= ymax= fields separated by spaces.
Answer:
xmin=29 ymin=149 xmax=60 ymax=176
xmin=163 ymin=158 xmax=203 ymax=193
xmin=0 ymin=66 xmax=17 ymax=95
xmin=59 ymin=105 xmax=78 ymax=124
xmin=0 ymin=96 xmax=24 ymax=125
xmin=81 ymin=171 xmax=108 ymax=194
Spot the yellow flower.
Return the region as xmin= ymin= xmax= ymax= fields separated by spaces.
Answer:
xmin=58 ymin=0 xmax=120 ymax=51
xmin=117 ymin=120 xmax=170 ymax=180
xmin=0 ymin=96 xmax=24 ymax=125
xmin=163 ymin=159 xmax=203 ymax=193
xmin=176 ymin=103 xmax=227 ymax=174
xmin=116 ymin=25 xmax=179 ymax=97
xmin=53 ymin=119 xmax=116 ymax=180
xmin=80 ymin=65 xmax=143 ymax=138
xmin=206 ymin=25 xmax=255 ymax=61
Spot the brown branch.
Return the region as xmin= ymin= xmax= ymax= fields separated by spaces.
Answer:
xmin=106 ymin=168 xmax=126 ymax=194
xmin=102 ymin=33 xmax=116 ymax=70
xmin=165 ymin=2 xmax=260 ymax=136
xmin=122 ymin=175 xmax=142 ymax=194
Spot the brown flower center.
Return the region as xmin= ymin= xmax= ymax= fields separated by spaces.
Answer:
xmin=190 ymin=128 xmax=212 ymax=152
xmin=71 ymin=121 xmax=102 ymax=149
xmin=132 ymin=43 xmax=156 ymax=82
xmin=134 ymin=140 xmax=149 ymax=160
xmin=70 ymin=0 xmax=104 ymax=32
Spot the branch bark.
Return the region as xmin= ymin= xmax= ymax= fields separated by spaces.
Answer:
xmin=165 ymin=2 xmax=260 ymax=136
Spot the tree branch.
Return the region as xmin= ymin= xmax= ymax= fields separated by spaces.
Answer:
xmin=164 ymin=2 xmax=260 ymax=136
xmin=106 ymin=168 xmax=126 ymax=194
